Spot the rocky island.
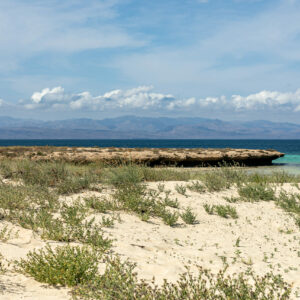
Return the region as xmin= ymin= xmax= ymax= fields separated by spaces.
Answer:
xmin=0 ymin=146 xmax=284 ymax=166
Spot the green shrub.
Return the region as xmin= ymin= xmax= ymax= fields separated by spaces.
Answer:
xmin=238 ymin=183 xmax=275 ymax=202
xmin=187 ymin=181 xmax=205 ymax=193
xmin=181 ymin=207 xmax=198 ymax=224
xmin=73 ymin=256 xmax=144 ymax=299
xmin=41 ymin=214 xmax=112 ymax=251
xmin=0 ymin=225 xmax=13 ymax=242
xmin=17 ymin=245 xmax=101 ymax=287
xmin=163 ymin=197 xmax=179 ymax=209
xmin=56 ymin=174 xmax=95 ymax=194
xmin=161 ymin=210 xmax=179 ymax=227
xmin=74 ymin=263 xmax=291 ymax=300
xmin=101 ymin=216 xmax=115 ymax=228
xmin=175 ymin=184 xmax=187 ymax=196
xmin=84 ymin=196 xmax=116 ymax=213
xmin=0 ymin=184 xmax=58 ymax=226
xmin=201 ymin=171 xmax=231 ymax=192
xmin=103 ymin=164 xmax=143 ymax=187
xmin=276 ymin=192 xmax=300 ymax=215
xmin=217 ymin=162 xmax=247 ymax=185
xmin=0 ymin=252 xmax=6 ymax=273
xmin=0 ymin=159 xmax=97 ymax=194
xmin=203 ymin=204 xmax=214 ymax=215
xmin=215 ymin=205 xmax=238 ymax=219
xmin=203 ymin=204 xmax=238 ymax=219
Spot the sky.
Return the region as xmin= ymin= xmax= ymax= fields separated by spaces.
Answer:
xmin=1 ymin=0 xmax=300 ymax=122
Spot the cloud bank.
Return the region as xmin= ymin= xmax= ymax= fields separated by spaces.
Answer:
xmin=20 ymin=86 xmax=300 ymax=113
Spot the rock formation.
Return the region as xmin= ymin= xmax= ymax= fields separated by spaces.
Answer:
xmin=0 ymin=146 xmax=284 ymax=166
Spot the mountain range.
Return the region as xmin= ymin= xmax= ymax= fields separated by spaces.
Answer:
xmin=0 ymin=116 xmax=299 ymax=139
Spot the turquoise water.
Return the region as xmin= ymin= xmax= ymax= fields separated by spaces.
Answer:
xmin=273 ymin=155 xmax=300 ymax=165
xmin=271 ymin=155 xmax=300 ymax=175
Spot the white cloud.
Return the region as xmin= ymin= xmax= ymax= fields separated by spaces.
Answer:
xmin=25 ymin=86 xmax=175 ymax=111
xmin=31 ymin=87 xmax=65 ymax=104
xmin=231 ymin=90 xmax=300 ymax=111
xmin=22 ymin=86 xmax=300 ymax=114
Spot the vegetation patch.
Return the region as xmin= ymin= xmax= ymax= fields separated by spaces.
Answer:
xmin=237 ymin=182 xmax=275 ymax=202
xmin=180 ymin=207 xmax=198 ymax=224
xmin=17 ymin=245 xmax=101 ymax=287
xmin=73 ymin=262 xmax=291 ymax=300
xmin=204 ymin=204 xmax=238 ymax=219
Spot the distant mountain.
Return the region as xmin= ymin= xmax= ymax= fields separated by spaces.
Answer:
xmin=0 ymin=115 xmax=299 ymax=139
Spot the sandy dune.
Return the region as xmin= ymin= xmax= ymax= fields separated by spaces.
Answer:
xmin=0 ymin=181 xmax=300 ymax=299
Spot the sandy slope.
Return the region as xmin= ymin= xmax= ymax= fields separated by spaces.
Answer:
xmin=0 ymin=182 xmax=300 ymax=299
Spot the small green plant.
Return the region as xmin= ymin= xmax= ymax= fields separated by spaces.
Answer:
xmin=0 ymin=225 xmax=14 ymax=242
xmin=175 ymin=184 xmax=187 ymax=196
xmin=60 ymin=202 xmax=87 ymax=227
xmin=181 ymin=207 xmax=198 ymax=225
xmin=41 ymin=215 xmax=112 ymax=250
xmin=101 ymin=216 xmax=114 ymax=228
xmin=235 ymin=237 xmax=241 ymax=247
xmin=163 ymin=197 xmax=179 ymax=208
xmin=276 ymin=191 xmax=300 ymax=215
xmin=203 ymin=204 xmax=238 ymax=219
xmin=187 ymin=181 xmax=205 ymax=193
xmin=17 ymin=245 xmax=101 ymax=287
xmin=215 ymin=205 xmax=238 ymax=219
xmin=84 ymin=196 xmax=116 ymax=213
xmin=0 ymin=252 xmax=6 ymax=273
xmin=203 ymin=204 xmax=214 ymax=215
xmin=161 ymin=210 xmax=179 ymax=227
xmin=157 ymin=183 xmax=165 ymax=193
xmin=224 ymin=196 xmax=239 ymax=203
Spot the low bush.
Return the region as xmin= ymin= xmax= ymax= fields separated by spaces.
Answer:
xmin=161 ymin=210 xmax=179 ymax=227
xmin=17 ymin=245 xmax=101 ymax=287
xmin=181 ymin=207 xmax=198 ymax=224
xmin=187 ymin=181 xmax=205 ymax=193
xmin=215 ymin=204 xmax=238 ymax=219
xmin=201 ymin=171 xmax=231 ymax=192
xmin=84 ymin=196 xmax=117 ymax=213
xmin=276 ymin=191 xmax=300 ymax=215
xmin=74 ymin=262 xmax=291 ymax=300
xmin=175 ymin=184 xmax=187 ymax=196
xmin=203 ymin=204 xmax=238 ymax=219
xmin=103 ymin=164 xmax=144 ymax=187
xmin=237 ymin=182 xmax=275 ymax=202
xmin=0 ymin=159 xmax=97 ymax=195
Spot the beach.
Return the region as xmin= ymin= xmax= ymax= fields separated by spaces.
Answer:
xmin=0 ymin=152 xmax=299 ymax=299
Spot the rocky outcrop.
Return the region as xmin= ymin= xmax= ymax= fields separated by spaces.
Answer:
xmin=0 ymin=146 xmax=284 ymax=166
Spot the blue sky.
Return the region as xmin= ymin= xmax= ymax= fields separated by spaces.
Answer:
xmin=1 ymin=0 xmax=300 ymax=122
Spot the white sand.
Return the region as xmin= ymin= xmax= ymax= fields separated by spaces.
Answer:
xmin=1 ymin=181 xmax=300 ymax=299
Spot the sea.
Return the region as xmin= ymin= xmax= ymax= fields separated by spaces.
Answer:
xmin=1 ymin=139 xmax=300 ymax=173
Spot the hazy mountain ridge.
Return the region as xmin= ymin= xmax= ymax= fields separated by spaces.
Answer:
xmin=0 ymin=116 xmax=299 ymax=139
